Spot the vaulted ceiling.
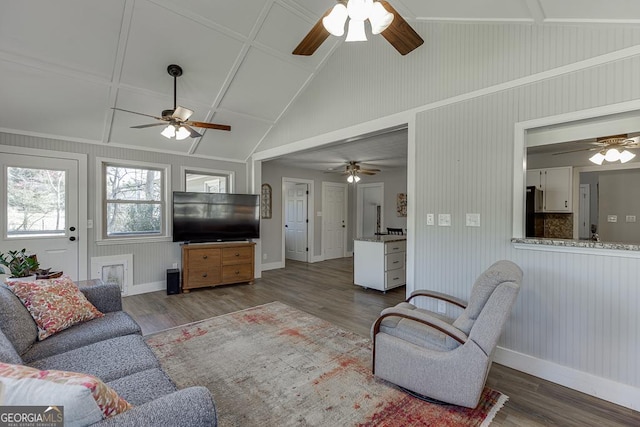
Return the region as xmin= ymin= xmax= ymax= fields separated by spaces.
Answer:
xmin=1 ymin=1 xmax=639 ymax=163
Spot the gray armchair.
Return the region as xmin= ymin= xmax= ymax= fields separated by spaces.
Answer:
xmin=371 ymin=260 xmax=522 ymax=408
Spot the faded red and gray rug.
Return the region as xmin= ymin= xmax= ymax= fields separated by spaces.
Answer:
xmin=145 ymin=301 xmax=507 ymax=426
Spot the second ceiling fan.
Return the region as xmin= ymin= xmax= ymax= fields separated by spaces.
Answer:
xmin=293 ymin=0 xmax=424 ymax=56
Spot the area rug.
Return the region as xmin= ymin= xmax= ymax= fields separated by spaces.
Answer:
xmin=145 ymin=302 xmax=507 ymax=426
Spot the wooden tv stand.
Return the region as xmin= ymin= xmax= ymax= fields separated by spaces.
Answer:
xmin=181 ymin=242 xmax=255 ymax=292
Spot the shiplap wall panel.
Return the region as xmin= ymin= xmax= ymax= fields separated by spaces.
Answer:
xmin=0 ymin=133 xmax=247 ymax=290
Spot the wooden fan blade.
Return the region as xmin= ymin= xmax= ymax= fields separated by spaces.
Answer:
xmin=379 ymin=1 xmax=424 ymax=55
xmin=131 ymin=123 xmax=168 ymax=129
xmin=112 ymin=107 xmax=163 ymax=121
xmin=186 ymin=121 xmax=231 ymax=131
xmin=361 ymin=168 xmax=381 ymax=173
xmin=552 ymin=147 xmax=600 ymax=155
xmin=182 ymin=124 xmax=202 ymax=139
xmin=292 ymin=8 xmax=332 ymax=56
xmin=360 ymin=171 xmax=377 ymax=175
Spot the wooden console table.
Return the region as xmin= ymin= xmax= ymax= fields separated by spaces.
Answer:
xmin=181 ymin=242 xmax=255 ymax=292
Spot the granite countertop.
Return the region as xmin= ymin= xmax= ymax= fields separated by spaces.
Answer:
xmin=355 ymin=235 xmax=407 ymax=243
xmin=511 ymin=237 xmax=640 ymax=251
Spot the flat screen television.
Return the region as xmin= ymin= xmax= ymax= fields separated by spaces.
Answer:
xmin=172 ymin=191 xmax=260 ymax=243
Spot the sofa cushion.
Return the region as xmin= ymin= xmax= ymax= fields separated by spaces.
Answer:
xmin=0 ymin=328 xmax=22 ymax=364
xmin=21 ymin=311 xmax=141 ymax=363
xmin=29 ymin=334 xmax=159 ymax=383
xmin=0 ymin=362 xmax=132 ymax=420
xmin=5 ymin=276 xmax=103 ymax=340
xmin=0 ymin=285 xmax=37 ymax=355
xmin=106 ymin=368 xmax=177 ymax=406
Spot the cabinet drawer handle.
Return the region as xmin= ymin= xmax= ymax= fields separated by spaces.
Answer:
xmin=393 ymin=277 xmax=400 ymax=280
xmin=202 ymin=273 xmax=208 ymax=278
xmin=202 ymin=255 xmax=208 ymax=259
xmin=392 ymin=261 xmax=399 ymax=264
xmin=235 ymin=253 xmax=240 ymax=257
xmin=235 ymin=270 xmax=240 ymax=275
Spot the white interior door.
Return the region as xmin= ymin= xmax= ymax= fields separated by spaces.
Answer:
xmin=1 ymin=153 xmax=80 ymax=280
xmin=322 ymin=182 xmax=347 ymax=260
xmin=285 ymin=183 xmax=308 ymax=262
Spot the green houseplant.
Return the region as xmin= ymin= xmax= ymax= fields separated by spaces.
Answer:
xmin=0 ymin=248 xmax=40 ymax=279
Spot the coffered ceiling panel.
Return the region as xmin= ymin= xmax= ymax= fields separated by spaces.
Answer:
xmin=539 ymin=0 xmax=640 ymax=21
xmin=218 ymin=48 xmax=310 ymax=122
xmin=0 ymin=0 xmax=125 ymax=78
xmin=0 ymin=60 xmax=109 ymax=141
xmin=403 ymin=0 xmax=532 ymax=20
xmin=120 ymin=0 xmax=245 ymax=105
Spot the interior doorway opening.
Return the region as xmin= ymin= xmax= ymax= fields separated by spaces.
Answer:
xmin=282 ymin=177 xmax=314 ymax=265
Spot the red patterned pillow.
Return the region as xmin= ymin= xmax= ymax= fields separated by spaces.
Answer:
xmin=5 ymin=275 xmax=103 ymax=340
xmin=0 ymin=362 xmax=132 ymax=419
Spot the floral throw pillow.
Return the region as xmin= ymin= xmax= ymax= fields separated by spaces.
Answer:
xmin=0 ymin=362 xmax=132 ymax=419
xmin=5 ymin=275 xmax=103 ymax=340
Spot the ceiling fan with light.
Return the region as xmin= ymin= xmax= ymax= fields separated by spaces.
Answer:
xmin=113 ymin=64 xmax=230 ymax=140
xmin=554 ymin=134 xmax=639 ymax=165
xmin=293 ymin=0 xmax=423 ymax=56
xmin=326 ymin=161 xmax=381 ymax=183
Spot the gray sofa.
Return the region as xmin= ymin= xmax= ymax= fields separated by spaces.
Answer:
xmin=0 ymin=281 xmax=216 ymax=426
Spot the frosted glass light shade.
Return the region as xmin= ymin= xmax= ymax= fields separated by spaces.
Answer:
xmin=347 ymin=175 xmax=355 ymax=183
xmin=175 ymin=126 xmax=191 ymax=140
xmin=605 ymin=148 xmax=621 ymax=162
xmin=161 ymin=125 xmax=175 ymax=139
xmin=620 ymin=149 xmax=636 ymax=163
xmin=589 ymin=152 xmax=605 ymax=165
xmin=370 ymin=1 xmax=394 ymax=34
xmin=347 ymin=0 xmax=373 ymax=21
xmin=322 ymin=4 xmax=348 ymax=36
xmin=345 ymin=19 xmax=367 ymax=41
xmin=354 ymin=175 xmax=361 ymax=182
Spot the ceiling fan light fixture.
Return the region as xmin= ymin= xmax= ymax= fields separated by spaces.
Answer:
xmin=345 ymin=19 xmax=367 ymax=42
xmin=161 ymin=125 xmax=176 ymax=139
xmin=322 ymin=4 xmax=348 ymax=36
xmin=605 ymin=148 xmax=621 ymax=162
xmin=347 ymin=0 xmax=373 ymax=21
xmin=175 ymin=126 xmax=191 ymax=140
xmin=620 ymin=149 xmax=636 ymax=163
xmin=370 ymin=2 xmax=394 ymax=34
xmin=589 ymin=152 xmax=605 ymax=165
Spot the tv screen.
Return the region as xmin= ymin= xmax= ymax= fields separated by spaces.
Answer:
xmin=172 ymin=192 xmax=260 ymax=243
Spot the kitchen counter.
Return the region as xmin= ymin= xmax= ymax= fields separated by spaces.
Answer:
xmin=511 ymin=237 xmax=640 ymax=251
xmin=355 ymin=235 xmax=407 ymax=243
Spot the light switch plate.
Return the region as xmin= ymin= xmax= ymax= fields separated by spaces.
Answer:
xmin=438 ymin=214 xmax=451 ymax=226
xmin=466 ymin=213 xmax=480 ymax=227
xmin=607 ymin=215 xmax=617 ymax=223
xmin=626 ymin=215 xmax=636 ymax=223
xmin=426 ymin=214 xmax=434 ymax=226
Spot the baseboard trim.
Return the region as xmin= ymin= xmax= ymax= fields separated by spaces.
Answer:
xmin=494 ymin=347 xmax=640 ymax=411
xmin=309 ymin=255 xmax=324 ymax=263
xmin=261 ymin=261 xmax=284 ymax=271
xmin=125 ymin=281 xmax=165 ymax=297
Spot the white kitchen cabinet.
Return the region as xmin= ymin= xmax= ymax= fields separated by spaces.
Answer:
xmin=353 ymin=236 xmax=406 ymax=292
xmin=527 ymin=167 xmax=572 ymax=212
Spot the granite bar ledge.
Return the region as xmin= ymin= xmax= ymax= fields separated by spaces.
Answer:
xmin=511 ymin=237 xmax=640 ymax=252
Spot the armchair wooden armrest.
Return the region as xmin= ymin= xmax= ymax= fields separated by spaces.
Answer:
xmin=406 ymin=289 xmax=467 ymax=309
xmin=372 ymin=307 xmax=468 ymax=374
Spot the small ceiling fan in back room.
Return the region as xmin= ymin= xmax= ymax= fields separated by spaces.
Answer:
xmin=293 ymin=0 xmax=424 ymax=56
xmin=325 ymin=161 xmax=381 ymax=183
xmin=113 ymin=64 xmax=230 ymax=140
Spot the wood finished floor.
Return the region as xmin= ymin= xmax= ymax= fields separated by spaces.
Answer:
xmin=122 ymin=258 xmax=639 ymax=427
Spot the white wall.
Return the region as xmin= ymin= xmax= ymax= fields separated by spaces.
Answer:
xmin=0 ymin=133 xmax=247 ymax=294
xmin=253 ymin=21 xmax=640 ymax=409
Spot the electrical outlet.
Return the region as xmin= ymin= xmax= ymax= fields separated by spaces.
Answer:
xmin=172 ymin=263 xmax=178 ymax=269
xmin=263 ymin=253 xmax=267 ymax=260
xmin=87 ymin=220 xmax=93 ymax=229
xmin=626 ymin=215 xmax=636 ymax=223
xmin=438 ymin=214 xmax=451 ymax=227
xmin=437 ymin=300 xmax=446 ymax=314
xmin=466 ymin=213 xmax=480 ymax=227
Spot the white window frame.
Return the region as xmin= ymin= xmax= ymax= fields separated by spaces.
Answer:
xmin=180 ymin=166 xmax=235 ymax=193
xmin=96 ymin=157 xmax=171 ymax=245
